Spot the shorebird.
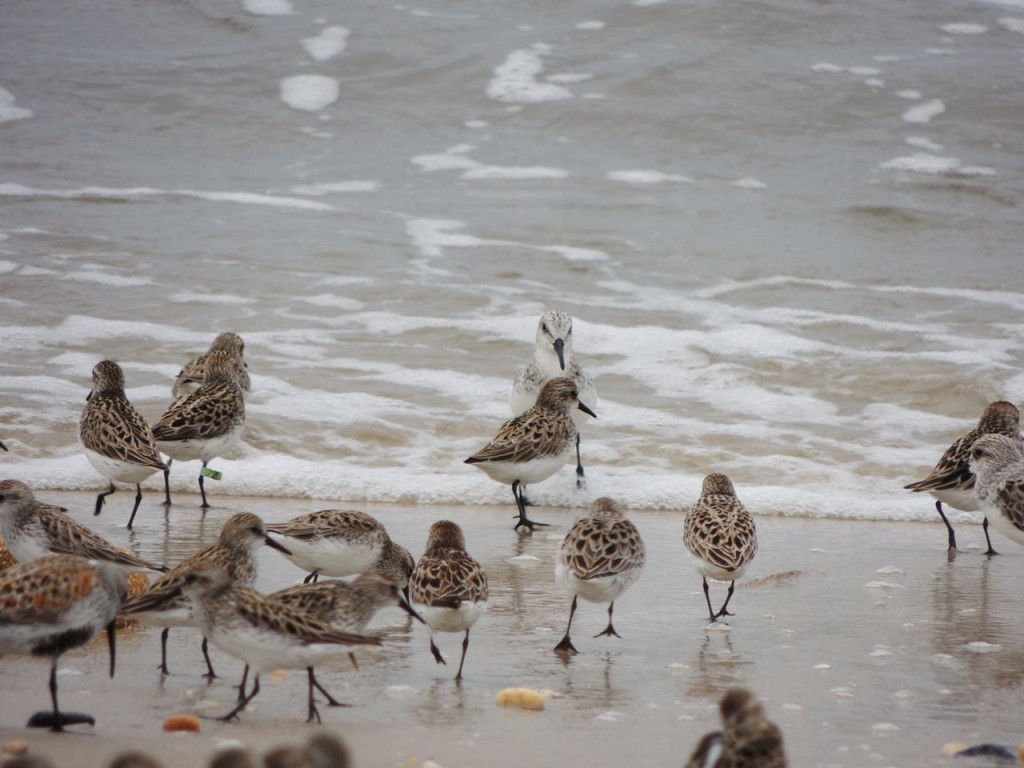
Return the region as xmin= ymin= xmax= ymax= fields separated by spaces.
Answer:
xmin=180 ymin=564 xmax=380 ymax=723
xmin=510 ymin=310 xmax=597 ymax=491
xmin=683 ymin=473 xmax=757 ymax=623
xmin=467 ymin=377 xmax=596 ymax=531
xmin=0 ymin=479 xmax=165 ymax=572
xmin=172 ymin=332 xmax=251 ymax=401
xmin=969 ymin=433 xmax=1024 ymax=549
xmin=0 ymin=554 xmax=127 ymax=731
xmin=905 ymin=401 xmax=1022 ymax=556
xmin=119 ymin=512 xmax=291 ymax=676
xmin=153 ymin=344 xmax=246 ymax=508
xmin=554 ymin=497 xmax=645 ymax=654
xmin=409 ymin=520 xmax=488 ymax=682
xmin=265 ymin=509 xmax=413 ymax=590
xmin=79 ymin=360 xmax=167 ymax=529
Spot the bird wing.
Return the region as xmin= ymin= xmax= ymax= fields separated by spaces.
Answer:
xmin=37 ymin=506 xmax=164 ymax=572
xmin=0 ymin=558 xmax=100 ymax=625
xmin=994 ymin=478 xmax=1024 ymax=533
xmin=236 ymin=591 xmax=379 ymax=646
xmin=152 ymin=384 xmax=243 ymax=441
xmin=410 ymin=551 xmax=488 ymax=605
xmin=80 ymin=395 xmax=166 ymax=469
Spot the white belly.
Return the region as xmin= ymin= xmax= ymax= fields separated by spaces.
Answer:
xmin=930 ymin=487 xmax=979 ymax=512
xmin=473 ymin=451 xmax=571 ymax=486
xmin=555 ymin=563 xmax=641 ymax=605
xmin=158 ymin=425 xmax=243 ymax=463
xmin=83 ymin=448 xmax=161 ymax=484
xmin=280 ymin=537 xmax=381 ymax=577
xmin=986 ymin=506 xmax=1024 ymax=547
xmin=417 ymin=601 xmax=486 ymax=634
xmin=691 ymin=556 xmax=748 ymax=584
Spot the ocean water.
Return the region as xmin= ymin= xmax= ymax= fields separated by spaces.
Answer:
xmin=2 ymin=0 xmax=1023 ymax=524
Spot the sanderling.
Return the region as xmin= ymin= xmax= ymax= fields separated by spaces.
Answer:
xmin=510 ymin=310 xmax=598 ymax=490
xmin=0 ymin=479 xmax=165 ymax=573
xmin=264 ymin=733 xmax=351 ymax=768
xmin=180 ymin=564 xmax=380 ymax=723
xmin=265 ymin=509 xmax=413 ymax=587
xmin=153 ymin=346 xmax=247 ymax=508
xmin=683 ymin=473 xmax=757 ymax=623
xmin=467 ymin=377 xmax=596 ymax=531
xmin=553 ymin=497 xmax=645 ymax=654
xmin=685 ymin=689 xmax=788 ymax=768
xmin=409 ymin=520 xmax=488 ymax=681
xmin=0 ymin=554 xmax=127 ymax=731
xmin=969 ymin=433 xmax=1024 ymax=549
xmin=172 ymin=332 xmax=252 ymax=401
xmin=120 ymin=512 xmax=291 ymax=676
xmin=905 ymin=401 xmax=1021 ymax=555
xmin=79 ymin=360 xmax=167 ymax=529
xmin=264 ymin=571 xmax=424 ymax=703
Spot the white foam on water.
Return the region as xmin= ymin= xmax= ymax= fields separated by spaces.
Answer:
xmin=608 ymin=170 xmax=694 ymax=184
xmin=290 ymin=181 xmax=380 ymax=195
xmin=897 ymin=90 xmax=922 ymax=100
xmin=243 ymin=0 xmax=293 ymax=15
xmin=486 ymin=49 xmax=575 ymax=104
xmin=412 ymin=144 xmax=567 ymax=181
xmin=901 ymin=99 xmax=945 ymax=124
xmin=905 ymin=136 xmax=943 ymax=151
xmin=280 ymin=75 xmax=340 ymax=112
xmin=940 ymin=23 xmax=987 ymax=34
xmin=576 ymin=20 xmax=606 ymax=30
xmin=302 ymin=26 xmax=349 ymax=61
xmin=546 ymin=73 xmax=594 ymax=84
xmin=848 ymin=66 xmax=882 ymax=76
xmin=998 ymin=17 xmax=1024 ymax=33
xmin=0 ymin=87 xmax=32 ymax=122
xmin=811 ymin=63 xmax=845 ymax=73
xmin=881 ymin=153 xmax=995 ymax=176
xmin=0 ymin=183 xmax=334 ymax=211
xmin=732 ymin=178 xmax=767 ymax=189
xmin=169 ymin=292 xmax=256 ymax=305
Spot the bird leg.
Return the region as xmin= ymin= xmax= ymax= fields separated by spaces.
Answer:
xmin=593 ymin=601 xmax=621 ymax=639
xmin=201 ymin=636 xmax=217 ymax=679
xmin=198 ymin=462 xmax=210 ymax=508
xmin=429 ymin=637 xmax=447 ymax=666
xmin=127 ymin=483 xmax=144 ymax=529
xmin=94 ymin=482 xmax=116 ymax=516
xmin=217 ymin=674 xmax=260 ymax=722
xmin=575 ymin=433 xmax=586 ymax=489
xmin=237 ymin=665 xmax=249 ymax=702
xmin=512 ymin=480 xmax=548 ymax=532
xmin=714 ymin=581 xmax=737 ymax=620
xmin=159 ymin=628 xmax=171 ymax=675
xmin=935 ymin=501 xmax=958 ymax=553
xmin=982 ymin=516 xmax=999 ymax=556
xmin=554 ymin=595 xmax=579 ymax=653
xmin=310 ymin=667 xmax=350 ymax=708
xmin=303 ymin=570 xmax=321 ymax=584
xmin=702 ymin=578 xmax=718 ymax=623
xmin=26 ymin=659 xmax=96 ymax=731
xmin=454 ymin=629 xmax=471 ymax=682
xmin=162 ymin=460 xmax=173 ymax=506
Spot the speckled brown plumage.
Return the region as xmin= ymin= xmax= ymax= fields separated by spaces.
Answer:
xmin=172 ymin=332 xmax=251 ymax=400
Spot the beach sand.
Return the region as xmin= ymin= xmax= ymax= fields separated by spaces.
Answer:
xmin=0 ymin=490 xmax=1021 ymax=767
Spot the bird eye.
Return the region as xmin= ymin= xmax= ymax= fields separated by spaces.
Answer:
xmin=972 ymin=447 xmax=985 ymax=459
xmin=250 ymin=525 xmax=262 ymax=535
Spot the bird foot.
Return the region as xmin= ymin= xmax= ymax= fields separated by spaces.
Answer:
xmin=554 ymin=636 xmax=578 ymax=655
xmin=27 ymin=711 xmax=96 ymax=731
xmin=513 ymin=515 xmax=549 ymax=532
xmin=593 ymin=626 xmax=621 ymax=639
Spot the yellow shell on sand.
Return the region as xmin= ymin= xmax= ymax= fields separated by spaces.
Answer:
xmin=495 ymin=688 xmax=546 ymax=711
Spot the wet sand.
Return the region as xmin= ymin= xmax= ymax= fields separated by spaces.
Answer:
xmin=1 ymin=491 xmax=1021 ymax=767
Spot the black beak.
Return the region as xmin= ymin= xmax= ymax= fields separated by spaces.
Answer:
xmin=553 ymin=338 xmax=566 ymax=370
xmin=264 ymin=535 xmax=292 ymax=556
xmin=106 ymin=620 xmax=117 ymax=678
xmin=578 ymin=402 xmax=597 ymax=419
xmin=86 ymin=390 xmax=94 ymax=402
xmin=398 ymin=595 xmax=426 ymax=624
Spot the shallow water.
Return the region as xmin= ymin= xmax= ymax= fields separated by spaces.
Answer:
xmin=1 ymin=493 xmax=1023 ymax=767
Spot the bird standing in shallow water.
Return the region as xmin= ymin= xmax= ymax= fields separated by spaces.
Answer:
xmin=79 ymin=360 xmax=167 ymax=529
xmin=510 ymin=310 xmax=597 ymax=492
xmin=409 ymin=520 xmax=488 ymax=682
xmin=554 ymin=497 xmax=645 ymax=654
xmin=467 ymin=377 xmax=596 ymax=531
xmin=683 ymin=473 xmax=757 ymax=623
xmin=153 ymin=341 xmax=246 ymax=509
xmin=904 ymin=400 xmax=1021 ymax=556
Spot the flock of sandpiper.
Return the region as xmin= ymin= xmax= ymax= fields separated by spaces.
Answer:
xmin=3 ymin=309 xmax=1024 ymax=768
